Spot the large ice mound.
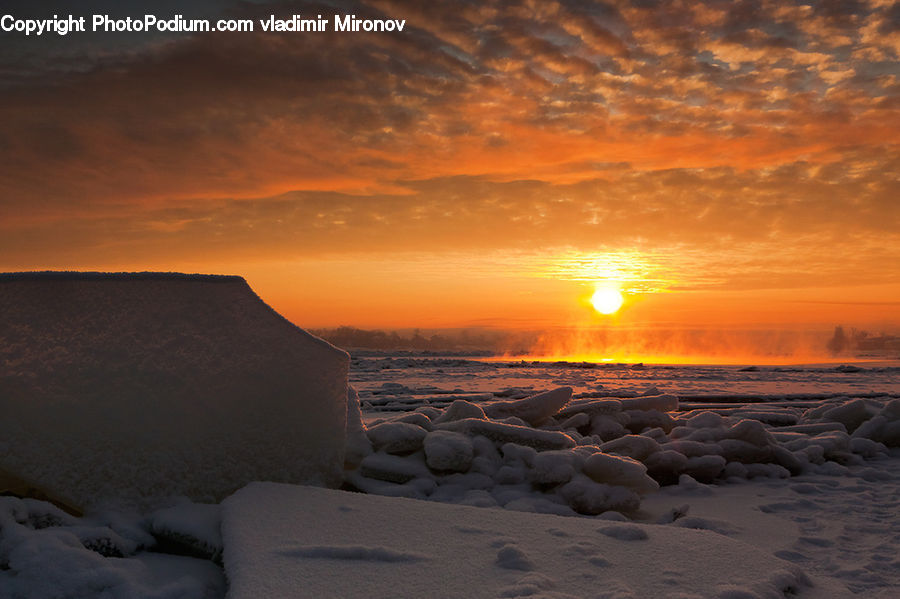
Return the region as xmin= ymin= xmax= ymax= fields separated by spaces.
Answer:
xmin=0 ymin=272 xmax=350 ymax=511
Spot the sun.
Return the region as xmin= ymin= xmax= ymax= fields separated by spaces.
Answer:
xmin=591 ymin=288 xmax=624 ymax=315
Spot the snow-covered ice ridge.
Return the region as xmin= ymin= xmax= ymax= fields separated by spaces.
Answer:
xmin=348 ymin=380 xmax=900 ymax=516
xmin=0 ymin=271 xmax=350 ymax=511
xmin=341 ymin=358 xmax=900 ymax=595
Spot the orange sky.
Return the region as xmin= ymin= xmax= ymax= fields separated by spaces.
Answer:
xmin=1 ymin=0 xmax=898 ymax=342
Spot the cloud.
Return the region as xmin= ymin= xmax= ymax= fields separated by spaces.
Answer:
xmin=0 ymin=0 xmax=897 ymax=299
xmin=3 ymin=156 xmax=898 ymax=294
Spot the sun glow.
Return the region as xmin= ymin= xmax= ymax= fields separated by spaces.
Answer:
xmin=591 ymin=288 xmax=624 ymax=315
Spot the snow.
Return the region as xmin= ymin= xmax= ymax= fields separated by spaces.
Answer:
xmin=0 ymin=272 xmax=350 ymax=511
xmin=4 ymin=339 xmax=900 ymax=597
xmin=0 ymin=496 xmax=224 ymax=599
xmin=221 ymin=482 xmax=815 ymax=599
xmin=640 ymin=451 xmax=900 ymax=597
xmin=432 ymin=399 xmax=489 ymax=423
xmin=483 ymin=386 xmax=573 ymax=426
xmin=581 ymin=452 xmax=659 ymax=495
xmin=341 ymin=372 xmax=900 ymax=525
xmin=435 ymin=418 xmax=577 ymax=451
xmin=423 ymin=430 xmax=474 ymax=472
xmin=366 ymin=421 xmax=428 ymax=454
xmin=342 ymin=357 xmax=900 ymax=595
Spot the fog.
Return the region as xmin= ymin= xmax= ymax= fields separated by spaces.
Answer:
xmin=312 ymin=325 xmax=900 ymax=364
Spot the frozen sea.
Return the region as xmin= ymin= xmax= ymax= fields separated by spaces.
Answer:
xmin=348 ymin=355 xmax=900 ymax=597
xmin=2 ymin=354 xmax=899 ymax=598
xmin=350 ymin=354 xmax=900 ymax=412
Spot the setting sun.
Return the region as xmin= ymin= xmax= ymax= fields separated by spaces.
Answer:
xmin=590 ymin=288 xmax=624 ymax=315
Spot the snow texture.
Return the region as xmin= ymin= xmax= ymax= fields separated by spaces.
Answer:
xmin=366 ymin=422 xmax=427 ymax=454
xmin=346 ymin=368 xmax=900 ymax=518
xmin=0 ymin=272 xmax=350 ymax=511
xmin=0 ymin=496 xmax=224 ymax=599
xmin=221 ymin=482 xmax=813 ymax=599
xmin=483 ymin=386 xmax=573 ymax=426
xmin=5 ymin=355 xmax=900 ymax=596
xmin=423 ymin=431 xmax=474 ymax=472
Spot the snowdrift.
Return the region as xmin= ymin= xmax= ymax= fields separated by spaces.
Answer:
xmin=0 ymin=272 xmax=349 ymax=511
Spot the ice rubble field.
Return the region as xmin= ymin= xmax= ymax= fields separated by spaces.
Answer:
xmin=2 ymin=359 xmax=900 ymax=598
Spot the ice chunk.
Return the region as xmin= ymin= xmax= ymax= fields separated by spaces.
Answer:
xmin=779 ymin=422 xmax=847 ymax=435
xmin=687 ymin=411 xmax=726 ymax=429
xmin=558 ymin=474 xmax=642 ymax=514
xmin=432 ymin=400 xmax=488 ymax=424
xmin=493 ymin=465 xmax=528 ymax=485
xmin=849 ymin=437 xmax=888 ymax=458
xmin=589 ymin=413 xmax=628 ymax=440
xmin=723 ymin=461 xmax=748 ymax=479
xmin=727 ymin=419 xmax=773 ymax=447
xmin=582 ymin=453 xmax=659 ymax=495
xmin=391 ymin=412 xmax=433 ymax=431
xmin=818 ymin=399 xmax=870 ymax=433
xmin=643 ymin=450 xmax=689 ymax=485
xmin=730 ymin=410 xmax=798 ymax=426
xmin=624 ymin=409 xmax=676 ymax=434
xmin=667 ymin=439 xmax=722 ymax=458
xmin=423 ymin=431 xmax=474 ymax=472
xmin=367 ymin=422 xmax=428 ymax=454
xmin=436 ymin=419 xmax=576 ymax=451
xmin=620 ymin=394 xmax=678 ymax=412
xmin=529 ymin=450 xmax=581 ymax=485
xmin=683 ymin=455 xmax=726 ymax=483
xmin=718 ymin=439 xmax=773 ymax=464
xmin=0 ymin=272 xmax=349 ymax=510
xmin=358 ymin=452 xmax=432 ymax=484
xmin=557 ymin=398 xmax=623 ymax=419
xmin=883 ymin=398 xmax=900 ymax=419
xmin=483 ymin=387 xmax=573 ymax=426
xmin=414 ymin=406 xmax=443 ymax=420
xmin=601 ymin=435 xmax=661 ymax=461
xmin=559 ymin=412 xmax=590 ymax=431
xmin=501 ymin=443 xmax=537 ymax=467
xmin=853 ymin=399 xmax=900 ymax=447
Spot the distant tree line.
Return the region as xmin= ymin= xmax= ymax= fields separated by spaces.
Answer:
xmin=827 ymin=326 xmax=900 ymax=355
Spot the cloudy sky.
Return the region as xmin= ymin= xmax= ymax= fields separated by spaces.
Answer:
xmin=1 ymin=0 xmax=898 ymax=336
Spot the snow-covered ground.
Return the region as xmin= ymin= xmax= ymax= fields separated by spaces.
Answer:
xmin=2 ymin=357 xmax=899 ymax=597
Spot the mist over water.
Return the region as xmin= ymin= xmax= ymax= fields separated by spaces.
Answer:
xmin=517 ymin=327 xmax=841 ymax=365
xmin=315 ymin=325 xmax=900 ymax=365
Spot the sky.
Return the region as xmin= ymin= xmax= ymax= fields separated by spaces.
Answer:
xmin=1 ymin=0 xmax=898 ymax=350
